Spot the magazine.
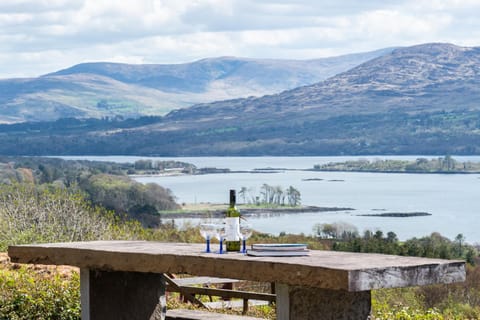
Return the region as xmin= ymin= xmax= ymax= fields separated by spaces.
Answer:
xmin=250 ymin=243 xmax=308 ymax=251
xmin=246 ymin=249 xmax=310 ymax=257
xmin=247 ymin=243 xmax=310 ymax=257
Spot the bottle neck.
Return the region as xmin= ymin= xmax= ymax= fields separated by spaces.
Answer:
xmin=229 ymin=189 xmax=236 ymax=208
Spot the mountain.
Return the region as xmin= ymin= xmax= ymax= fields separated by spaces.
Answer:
xmin=0 ymin=43 xmax=479 ymax=156
xmin=166 ymin=43 xmax=480 ymax=124
xmin=0 ymin=49 xmax=391 ymax=123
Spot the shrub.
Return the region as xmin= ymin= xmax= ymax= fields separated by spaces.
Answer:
xmin=0 ymin=183 xmax=144 ymax=251
xmin=0 ymin=264 xmax=80 ymax=320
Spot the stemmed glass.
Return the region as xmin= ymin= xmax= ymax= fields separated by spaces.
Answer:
xmin=199 ymin=223 xmax=217 ymax=253
xmin=239 ymin=222 xmax=253 ymax=254
xmin=215 ymin=223 xmax=226 ymax=254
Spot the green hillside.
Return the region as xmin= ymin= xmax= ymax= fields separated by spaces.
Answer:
xmin=0 ymin=50 xmax=390 ymax=123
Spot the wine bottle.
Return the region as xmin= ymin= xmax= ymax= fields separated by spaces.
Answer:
xmin=225 ymin=189 xmax=241 ymax=252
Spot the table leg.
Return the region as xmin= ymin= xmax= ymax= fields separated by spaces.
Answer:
xmin=275 ymin=283 xmax=371 ymax=320
xmin=80 ymin=268 xmax=166 ymax=320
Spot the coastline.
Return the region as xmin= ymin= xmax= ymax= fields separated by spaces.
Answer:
xmin=129 ymin=167 xmax=480 ymax=179
xmin=160 ymin=205 xmax=354 ymax=218
xmin=308 ymin=169 xmax=480 ymax=175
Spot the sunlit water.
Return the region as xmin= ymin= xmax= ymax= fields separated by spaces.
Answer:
xmin=60 ymin=156 xmax=480 ymax=243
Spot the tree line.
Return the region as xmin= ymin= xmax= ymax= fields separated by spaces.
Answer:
xmin=0 ymin=110 xmax=480 ymax=156
xmin=313 ymin=155 xmax=480 ymax=173
xmin=238 ymin=184 xmax=301 ymax=206
xmin=313 ymin=222 xmax=477 ymax=264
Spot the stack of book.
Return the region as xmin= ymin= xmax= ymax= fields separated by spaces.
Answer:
xmin=246 ymin=243 xmax=310 ymax=257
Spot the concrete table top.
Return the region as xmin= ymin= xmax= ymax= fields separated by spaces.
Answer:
xmin=8 ymin=240 xmax=465 ymax=292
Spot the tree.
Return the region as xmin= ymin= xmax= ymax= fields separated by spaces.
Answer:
xmin=134 ymin=160 xmax=153 ymax=170
xmin=239 ymin=187 xmax=248 ymax=204
xmin=313 ymin=222 xmax=357 ymax=240
xmin=286 ymin=186 xmax=301 ymax=206
xmin=260 ymin=184 xmax=271 ymax=204
xmin=455 ymin=233 xmax=465 ymax=256
xmin=374 ymin=230 xmax=384 ymax=240
xmin=273 ymin=185 xmax=284 ymax=205
xmin=386 ymin=231 xmax=398 ymax=243
xmin=313 ymin=223 xmax=336 ymax=238
xmin=80 ymin=174 xmax=179 ymax=227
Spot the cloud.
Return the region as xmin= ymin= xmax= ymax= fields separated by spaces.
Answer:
xmin=0 ymin=0 xmax=83 ymax=13
xmin=0 ymin=0 xmax=479 ymax=78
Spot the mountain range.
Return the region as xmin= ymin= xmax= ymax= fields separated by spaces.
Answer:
xmin=166 ymin=43 xmax=480 ymax=123
xmin=0 ymin=43 xmax=479 ymax=156
xmin=0 ymin=48 xmax=391 ymax=123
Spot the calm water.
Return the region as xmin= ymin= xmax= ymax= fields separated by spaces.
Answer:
xmin=60 ymin=156 xmax=480 ymax=243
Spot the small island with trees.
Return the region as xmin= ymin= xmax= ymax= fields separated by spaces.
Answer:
xmin=163 ymin=183 xmax=353 ymax=218
xmin=312 ymin=155 xmax=480 ymax=174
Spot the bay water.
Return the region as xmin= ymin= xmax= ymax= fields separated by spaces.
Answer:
xmin=61 ymin=156 xmax=480 ymax=243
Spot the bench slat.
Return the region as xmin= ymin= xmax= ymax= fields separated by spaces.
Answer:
xmin=168 ymin=286 xmax=276 ymax=302
xmin=205 ymin=300 xmax=270 ymax=309
xmin=172 ymin=276 xmax=240 ymax=286
xmin=166 ymin=309 xmax=264 ymax=320
xmin=163 ymin=274 xmax=207 ymax=308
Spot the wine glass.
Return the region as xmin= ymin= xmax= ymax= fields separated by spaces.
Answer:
xmin=199 ymin=223 xmax=217 ymax=253
xmin=215 ymin=223 xmax=226 ymax=254
xmin=239 ymin=222 xmax=253 ymax=254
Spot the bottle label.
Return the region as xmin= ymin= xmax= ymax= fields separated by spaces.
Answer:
xmin=225 ymin=217 xmax=240 ymax=241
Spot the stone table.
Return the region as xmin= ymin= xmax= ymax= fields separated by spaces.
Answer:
xmin=8 ymin=241 xmax=465 ymax=320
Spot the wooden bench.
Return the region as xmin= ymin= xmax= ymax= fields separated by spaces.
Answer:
xmin=166 ymin=309 xmax=263 ymax=320
xmin=165 ymin=274 xmax=274 ymax=313
xmin=168 ymin=276 xmax=240 ymax=287
xmin=8 ymin=241 xmax=466 ymax=320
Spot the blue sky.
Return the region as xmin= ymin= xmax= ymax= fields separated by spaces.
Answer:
xmin=1 ymin=0 xmax=479 ymax=78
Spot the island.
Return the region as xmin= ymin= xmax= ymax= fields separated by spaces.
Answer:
xmin=311 ymin=156 xmax=480 ymax=174
xmin=358 ymin=212 xmax=432 ymax=217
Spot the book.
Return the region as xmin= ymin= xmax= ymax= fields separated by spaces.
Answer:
xmin=246 ymin=249 xmax=310 ymax=257
xmin=250 ymin=243 xmax=307 ymax=251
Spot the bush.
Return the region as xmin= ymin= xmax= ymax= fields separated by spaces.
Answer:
xmin=79 ymin=174 xmax=179 ymax=227
xmin=0 ymin=264 xmax=80 ymax=320
xmin=0 ymin=183 xmax=145 ymax=251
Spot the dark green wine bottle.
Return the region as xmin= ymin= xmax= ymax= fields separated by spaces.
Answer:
xmin=225 ymin=189 xmax=241 ymax=252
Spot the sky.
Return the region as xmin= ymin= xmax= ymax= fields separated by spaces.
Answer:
xmin=1 ymin=0 xmax=480 ymax=79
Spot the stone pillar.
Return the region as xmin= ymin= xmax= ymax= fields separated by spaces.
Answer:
xmin=275 ymin=283 xmax=371 ymax=320
xmin=80 ymin=268 xmax=166 ymax=320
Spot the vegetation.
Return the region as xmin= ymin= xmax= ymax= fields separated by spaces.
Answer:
xmin=310 ymin=223 xmax=480 ymax=318
xmin=0 ymin=170 xmax=479 ymax=318
xmin=0 ymin=259 xmax=80 ymax=320
xmin=313 ymin=156 xmax=480 ymax=173
xmin=0 ymin=157 xmax=191 ymax=227
xmin=0 ymin=110 xmax=480 ymax=156
xmin=0 ymin=183 xmax=146 ymax=251
xmin=79 ymin=174 xmax=179 ymax=227
xmin=3 ymin=209 xmax=480 ymax=319
xmin=313 ymin=222 xmax=477 ymax=264
xmin=238 ymin=184 xmax=301 ymax=206
xmin=0 ymin=156 xmax=195 ymax=182
xmin=371 ymin=264 xmax=480 ymax=319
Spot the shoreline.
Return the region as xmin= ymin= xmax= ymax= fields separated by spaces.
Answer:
xmin=160 ymin=205 xmax=354 ymax=218
xmin=129 ymin=167 xmax=480 ymax=179
xmin=160 ymin=204 xmax=433 ymax=219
